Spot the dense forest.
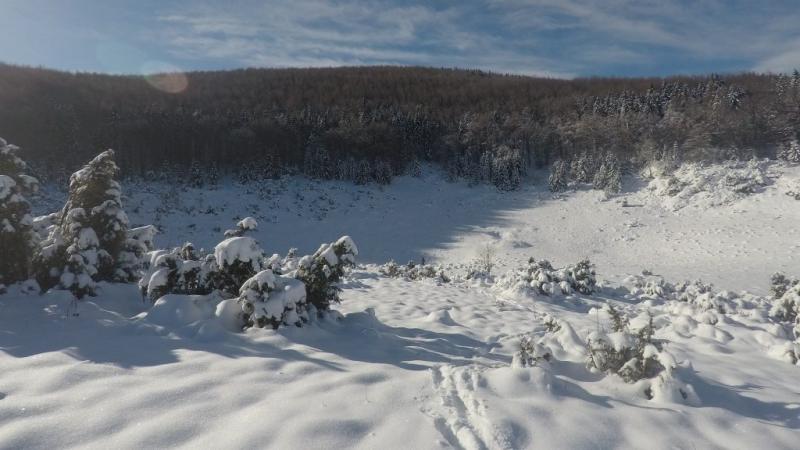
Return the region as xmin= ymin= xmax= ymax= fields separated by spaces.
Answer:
xmin=1 ymin=63 xmax=799 ymax=190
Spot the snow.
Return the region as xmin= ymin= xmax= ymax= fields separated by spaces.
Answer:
xmin=3 ymin=162 xmax=800 ymax=448
xmin=237 ymin=216 xmax=258 ymax=231
xmin=213 ymin=236 xmax=263 ymax=270
xmin=0 ymin=174 xmax=15 ymax=200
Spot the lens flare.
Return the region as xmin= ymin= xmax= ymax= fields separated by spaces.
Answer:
xmin=141 ymin=61 xmax=188 ymax=94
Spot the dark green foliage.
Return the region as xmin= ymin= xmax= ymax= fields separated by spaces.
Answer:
xmin=606 ymin=304 xmax=629 ymax=332
xmin=548 ymin=159 xmax=569 ymax=192
xmin=0 ymin=138 xmax=39 ymax=285
xmin=770 ymin=272 xmax=798 ymax=299
xmin=139 ymin=242 xmax=215 ymax=302
xmin=35 ymin=150 xmax=130 ymax=297
xmin=295 ymin=236 xmax=358 ymax=312
xmin=592 ymin=153 xmax=622 ymax=193
xmin=1 ymin=64 xmax=788 ymax=189
xmin=586 ymin=314 xmax=663 ymax=383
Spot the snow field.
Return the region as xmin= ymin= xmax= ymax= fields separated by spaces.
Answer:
xmin=2 ymin=161 xmax=799 ymax=449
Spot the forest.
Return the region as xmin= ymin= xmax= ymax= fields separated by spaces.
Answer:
xmin=1 ymin=63 xmax=799 ymax=189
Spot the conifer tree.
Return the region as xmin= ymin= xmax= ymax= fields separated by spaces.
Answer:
xmin=36 ymin=150 xmax=132 ymax=297
xmin=0 ymin=138 xmax=39 ymax=286
xmin=548 ymin=159 xmax=569 ymax=192
xmin=295 ymin=236 xmax=358 ymax=312
xmin=778 ymin=139 xmax=800 ymax=164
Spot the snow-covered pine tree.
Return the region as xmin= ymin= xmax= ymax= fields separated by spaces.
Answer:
xmin=409 ymin=158 xmax=423 ymax=177
xmin=593 ymin=153 xmax=622 ymax=193
xmin=35 ymin=150 xmax=132 ymax=297
xmin=479 ymin=150 xmax=492 ymax=182
xmin=770 ymin=272 xmax=798 ymax=299
xmin=0 ymin=138 xmax=39 ymax=286
xmin=548 ymin=159 xmax=569 ymax=192
xmin=771 ymin=281 xmax=800 ymax=338
xmin=491 ymin=145 xmax=522 ymax=191
xmin=139 ymin=241 xmax=217 ymax=302
xmin=238 ymin=269 xmax=309 ymax=329
xmin=355 ymin=160 xmax=372 ymax=185
xmin=212 ymin=219 xmax=266 ymax=296
xmin=189 ymin=159 xmax=204 ymax=188
xmin=116 ymin=225 xmax=158 ymax=283
xmin=224 ymin=216 xmax=258 ymax=238
xmin=778 ymin=139 xmax=800 ymax=164
xmin=208 ymin=163 xmax=219 ymax=189
xmin=570 ymin=152 xmax=595 ymax=184
xmin=374 ymin=160 xmax=393 ymax=185
xmin=295 ymin=236 xmax=358 ymax=312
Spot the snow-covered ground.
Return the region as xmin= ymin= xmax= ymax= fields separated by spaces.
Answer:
xmin=3 ymin=162 xmax=800 ymax=449
xmin=36 ymin=161 xmax=799 ymax=294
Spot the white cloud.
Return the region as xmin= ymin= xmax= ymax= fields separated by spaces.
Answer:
xmin=154 ymin=0 xmax=574 ymax=77
xmin=150 ymin=0 xmax=800 ymax=76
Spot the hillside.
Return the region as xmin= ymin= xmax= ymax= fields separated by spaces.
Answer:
xmin=1 ymin=64 xmax=797 ymax=189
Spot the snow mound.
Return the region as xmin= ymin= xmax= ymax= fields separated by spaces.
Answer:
xmin=214 ymin=236 xmax=263 ymax=270
xmin=644 ymin=159 xmax=770 ymax=210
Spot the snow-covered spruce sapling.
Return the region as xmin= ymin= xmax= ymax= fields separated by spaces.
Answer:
xmin=0 ymin=137 xmax=39 ymax=286
xmin=606 ymin=304 xmax=629 ymax=332
xmin=295 ymin=236 xmax=358 ymax=312
xmin=503 ymin=257 xmax=597 ymax=296
xmin=771 ymin=282 xmax=800 ymax=338
xmin=770 ymin=272 xmax=798 ymax=299
xmin=548 ymin=159 xmax=569 ymax=193
xmin=212 ymin=226 xmax=266 ymax=296
xmin=224 ymin=216 xmax=258 ymax=238
xmin=238 ymin=269 xmax=309 ymax=329
xmin=513 ymin=335 xmax=552 ymax=368
xmin=36 ymin=150 xmax=136 ymax=297
xmin=116 ymin=225 xmax=158 ymax=283
xmin=778 ymin=139 xmax=800 ymax=164
xmin=139 ymin=242 xmax=217 ymax=302
xmin=585 ymin=313 xmax=663 ymax=383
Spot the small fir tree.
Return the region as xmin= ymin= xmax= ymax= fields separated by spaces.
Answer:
xmin=0 ymin=138 xmax=40 ymax=286
xmin=36 ymin=150 xmax=132 ymax=297
xmin=548 ymin=159 xmax=569 ymax=192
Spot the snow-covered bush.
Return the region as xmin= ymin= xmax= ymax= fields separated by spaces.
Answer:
xmin=778 ymin=139 xmax=800 ymax=164
xmin=771 ymin=282 xmax=800 ymax=338
xmin=673 ymin=280 xmax=732 ymax=313
xmin=35 ymin=150 xmax=136 ymax=297
xmin=785 ymin=178 xmax=800 ymax=200
xmin=0 ymin=137 xmax=39 ymax=286
xmin=238 ymin=269 xmax=308 ymax=329
xmin=513 ymin=335 xmax=552 ymax=368
xmin=647 ymin=159 xmax=769 ymax=209
xmin=224 ymin=216 xmax=258 ymax=238
xmin=116 ymin=225 xmax=158 ymax=282
xmin=212 ymin=234 xmax=265 ymax=296
xmin=139 ymin=242 xmax=217 ymax=302
xmin=586 ymin=313 xmax=662 ymax=383
xmin=497 ymin=257 xmax=597 ymax=296
xmin=295 ymin=236 xmax=358 ymax=312
xmin=624 ymin=273 xmax=674 ymax=299
xmin=770 ymin=272 xmax=798 ymax=299
xmin=378 ymin=260 xmax=451 ymax=283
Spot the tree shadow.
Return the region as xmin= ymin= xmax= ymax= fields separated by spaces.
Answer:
xmin=284 ymin=308 xmax=507 ymax=371
xmin=1 ymin=295 xmax=505 ymax=373
xmin=682 ymin=367 xmax=800 ymax=429
xmin=0 ymin=295 xmax=342 ymax=371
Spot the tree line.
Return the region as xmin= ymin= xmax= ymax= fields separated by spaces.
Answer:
xmin=0 ymin=63 xmax=798 ymax=190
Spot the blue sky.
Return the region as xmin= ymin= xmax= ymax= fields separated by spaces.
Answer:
xmin=2 ymin=0 xmax=799 ymax=78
